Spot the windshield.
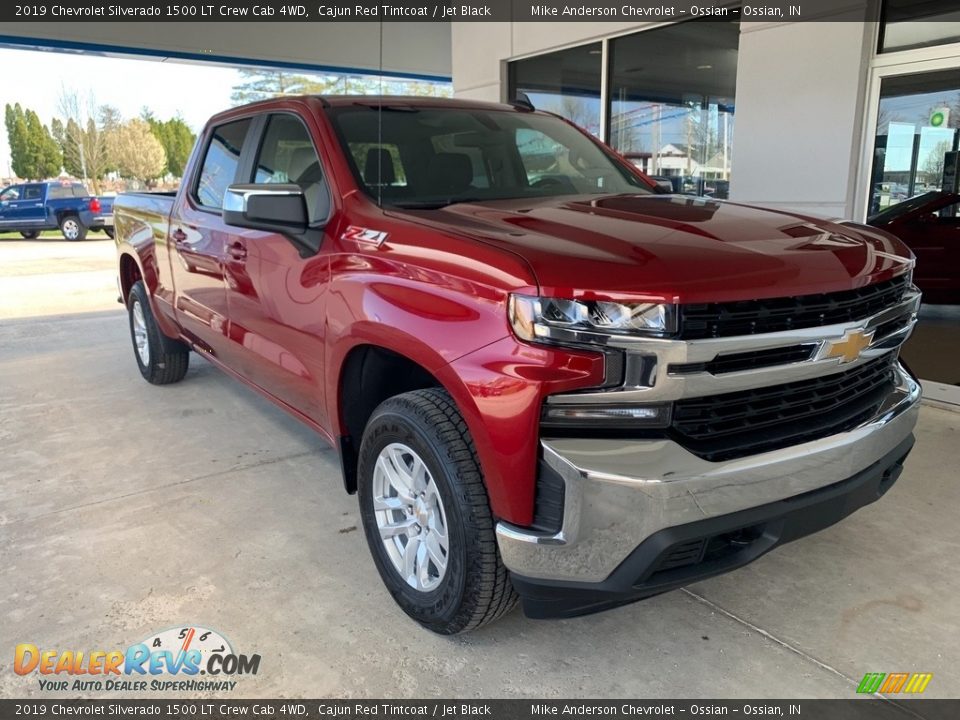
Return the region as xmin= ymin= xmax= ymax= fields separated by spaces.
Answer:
xmin=867 ymin=191 xmax=946 ymax=224
xmin=328 ymin=105 xmax=653 ymax=208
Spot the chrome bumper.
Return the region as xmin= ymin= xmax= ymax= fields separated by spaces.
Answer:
xmin=496 ymin=364 xmax=921 ymax=584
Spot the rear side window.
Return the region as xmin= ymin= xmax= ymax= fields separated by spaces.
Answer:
xmin=195 ymin=118 xmax=252 ymax=209
xmin=22 ymin=185 xmax=44 ymax=201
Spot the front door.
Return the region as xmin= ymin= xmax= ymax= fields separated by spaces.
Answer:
xmin=223 ymin=112 xmax=333 ymax=426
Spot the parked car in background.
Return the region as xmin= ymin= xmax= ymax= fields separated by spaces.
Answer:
xmin=868 ymin=190 xmax=960 ymax=304
xmin=0 ymin=180 xmax=114 ymax=240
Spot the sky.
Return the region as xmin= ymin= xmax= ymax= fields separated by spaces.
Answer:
xmin=0 ymin=47 xmax=241 ymax=177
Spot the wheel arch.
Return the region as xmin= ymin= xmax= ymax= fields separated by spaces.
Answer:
xmin=334 ymin=342 xmax=445 ymax=495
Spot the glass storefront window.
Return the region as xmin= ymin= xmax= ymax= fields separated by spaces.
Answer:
xmin=881 ymin=0 xmax=960 ymax=53
xmin=608 ymin=21 xmax=739 ymax=199
xmin=869 ymin=68 xmax=960 ymax=216
xmin=508 ymin=43 xmax=602 ymax=138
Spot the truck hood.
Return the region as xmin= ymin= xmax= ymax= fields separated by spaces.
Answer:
xmin=401 ymin=194 xmax=914 ymax=304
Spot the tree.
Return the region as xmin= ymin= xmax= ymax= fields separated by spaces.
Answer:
xmin=57 ymin=90 xmax=109 ymax=191
xmin=5 ymin=103 xmax=31 ymax=178
xmin=108 ymin=119 xmax=166 ymax=182
xmin=922 ymin=140 xmax=952 ymax=185
xmin=144 ymin=115 xmax=196 ymax=177
xmin=4 ymin=103 xmax=61 ymax=179
xmin=230 ymin=69 xmax=333 ymax=104
xmin=229 ymin=68 xmax=450 ymax=106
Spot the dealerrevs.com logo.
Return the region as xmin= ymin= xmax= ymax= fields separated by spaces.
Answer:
xmin=14 ymin=625 xmax=260 ymax=692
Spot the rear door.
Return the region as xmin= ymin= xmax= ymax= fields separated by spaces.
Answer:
xmin=169 ymin=116 xmax=256 ymax=358
xmin=16 ymin=183 xmax=48 ymax=225
xmin=223 ymin=111 xmax=333 ymax=424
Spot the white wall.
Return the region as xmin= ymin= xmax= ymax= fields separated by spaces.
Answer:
xmin=451 ymin=16 xmax=875 ymax=219
xmin=730 ymin=19 xmax=874 ymax=219
xmin=4 ymin=22 xmax=451 ymax=79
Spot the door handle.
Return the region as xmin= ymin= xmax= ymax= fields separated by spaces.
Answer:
xmin=172 ymin=228 xmax=188 ymax=243
xmin=226 ymin=241 xmax=247 ymax=261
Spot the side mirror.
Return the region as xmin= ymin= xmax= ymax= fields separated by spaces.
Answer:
xmin=223 ymin=184 xmax=308 ymax=234
xmin=655 ymin=180 xmax=673 ymax=193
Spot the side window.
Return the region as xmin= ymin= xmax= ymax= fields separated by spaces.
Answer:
xmin=1 ymin=186 xmax=21 ymax=202
xmin=933 ymin=201 xmax=959 ymax=221
xmin=22 ymin=185 xmax=44 ymax=201
xmin=195 ymin=118 xmax=252 ymax=210
xmin=254 ymin=114 xmax=329 ymax=224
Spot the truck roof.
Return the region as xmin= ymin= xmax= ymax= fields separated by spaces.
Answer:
xmin=221 ymin=94 xmax=538 ymax=116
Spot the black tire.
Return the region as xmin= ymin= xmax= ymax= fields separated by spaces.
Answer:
xmin=59 ymin=214 xmax=87 ymax=241
xmin=104 ymin=228 xmax=115 ymax=240
xmin=358 ymin=388 xmax=518 ymax=634
xmin=127 ymin=281 xmax=189 ymax=385
xmin=20 ymin=230 xmax=39 ymax=240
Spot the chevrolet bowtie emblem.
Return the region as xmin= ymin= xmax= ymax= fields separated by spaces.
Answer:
xmin=823 ymin=328 xmax=874 ymax=363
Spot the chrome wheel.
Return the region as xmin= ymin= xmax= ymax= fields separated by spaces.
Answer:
xmin=372 ymin=442 xmax=449 ymax=592
xmin=131 ymin=300 xmax=150 ymax=366
xmin=61 ymin=218 xmax=80 ymax=240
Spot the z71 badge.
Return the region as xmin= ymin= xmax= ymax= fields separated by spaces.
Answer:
xmin=341 ymin=225 xmax=389 ymax=247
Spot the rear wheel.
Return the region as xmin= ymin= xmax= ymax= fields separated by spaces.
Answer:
xmin=59 ymin=215 xmax=87 ymax=241
xmin=20 ymin=230 xmax=39 ymax=240
xmin=357 ymin=388 xmax=517 ymax=634
xmin=127 ymin=281 xmax=189 ymax=385
xmin=104 ymin=228 xmax=115 ymax=240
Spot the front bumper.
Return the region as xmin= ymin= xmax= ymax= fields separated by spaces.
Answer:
xmin=496 ymin=364 xmax=921 ymax=616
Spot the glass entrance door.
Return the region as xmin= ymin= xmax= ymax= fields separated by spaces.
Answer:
xmin=869 ymin=67 xmax=960 ymax=390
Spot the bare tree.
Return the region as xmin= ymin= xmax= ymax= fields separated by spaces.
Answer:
xmin=57 ymin=88 xmax=109 ymax=192
xmin=922 ymin=140 xmax=952 ymax=185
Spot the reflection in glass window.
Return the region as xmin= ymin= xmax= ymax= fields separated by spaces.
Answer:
xmin=870 ymin=69 xmax=960 ymax=215
xmin=195 ymin=118 xmax=251 ymax=209
xmin=608 ymin=20 xmax=738 ymax=199
xmin=508 ymin=43 xmax=602 ymax=138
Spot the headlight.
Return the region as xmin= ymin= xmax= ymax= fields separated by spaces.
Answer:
xmin=509 ymin=294 xmax=676 ymax=345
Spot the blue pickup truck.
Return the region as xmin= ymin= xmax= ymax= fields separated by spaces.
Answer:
xmin=0 ymin=180 xmax=114 ymax=241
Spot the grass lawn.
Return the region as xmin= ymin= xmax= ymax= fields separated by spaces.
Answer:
xmin=0 ymin=230 xmax=111 ymax=241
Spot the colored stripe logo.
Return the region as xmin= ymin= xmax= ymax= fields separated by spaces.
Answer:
xmin=857 ymin=672 xmax=933 ymax=694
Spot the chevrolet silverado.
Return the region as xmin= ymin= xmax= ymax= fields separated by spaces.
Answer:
xmin=114 ymin=96 xmax=921 ymax=634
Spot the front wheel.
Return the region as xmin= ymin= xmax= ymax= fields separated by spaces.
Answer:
xmin=358 ymin=388 xmax=517 ymax=634
xmin=59 ymin=215 xmax=87 ymax=241
xmin=20 ymin=230 xmax=39 ymax=240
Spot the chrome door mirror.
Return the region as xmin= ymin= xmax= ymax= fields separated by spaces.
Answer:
xmin=223 ymin=184 xmax=308 ymax=234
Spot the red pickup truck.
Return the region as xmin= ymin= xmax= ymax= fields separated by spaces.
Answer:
xmin=115 ymin=96 xmax=922 ymax=634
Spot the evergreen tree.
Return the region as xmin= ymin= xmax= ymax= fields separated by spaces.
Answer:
xmin=5 ymin=103 xmax=32 ymax=179
xmin=4 ymin=104 xmax=61 ymax=179
xmin=145 ymin=115 xmax=196 ymax=178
